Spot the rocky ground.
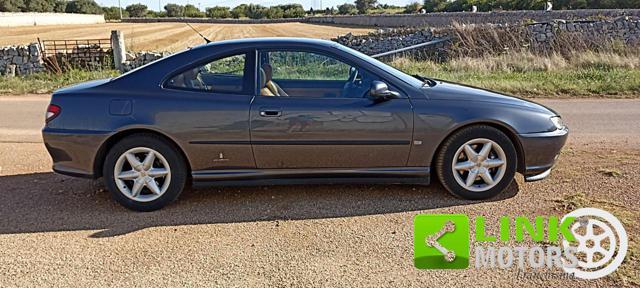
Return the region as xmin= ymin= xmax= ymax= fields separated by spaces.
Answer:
xmin=0 ymin=96 xmax=638 ymax=287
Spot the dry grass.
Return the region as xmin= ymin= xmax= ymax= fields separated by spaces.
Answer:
xmin=0 ymin=22 xmax=372 ymax=52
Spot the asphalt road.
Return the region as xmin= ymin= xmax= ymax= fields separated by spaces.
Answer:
xmin=0 ymin=95 xmax=638 ymax=287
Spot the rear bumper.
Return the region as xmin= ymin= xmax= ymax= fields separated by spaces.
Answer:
xmin=518 ymin=127 xmax=569 ymax=179
xmin=42 ymin=127 xmax=110 ymax=179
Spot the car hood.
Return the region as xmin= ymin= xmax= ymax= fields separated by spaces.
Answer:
xmin=53 ymin=78 xmax=111 ymax=94
xmin=423 ymin=80 xmax=557 ymax=115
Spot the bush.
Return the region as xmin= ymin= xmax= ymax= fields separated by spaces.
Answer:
xmin=65 ymin=0 xmax=102 ymax=14
xmin=206 ymin=6 xmax=231 ymax=18
xmin=25 ymin=0 xmax=53 ymax=12
xmin=125 ymin=3 xmax=147 ymax=17
xmin=245 ymin=4 xmax=268 ymax=19
xmin=355 ymin=0 xmax=377 ymax=14
xmin=404 ymin=2 xmax=422 ymax=13
xmin=164 ymin=3 xmax=183 ymax=17
xmin=103 ymin=6 xmax=127 ymax=19
xmin=183 ymin=4 xmax=204 ymax=17
xmin=0 ymin=0 xmax=25 ymax=12
xmin=337 ymin=3 xmax=357 ymax=14
xmin=230 ymin=3 xmax=247 ymax=18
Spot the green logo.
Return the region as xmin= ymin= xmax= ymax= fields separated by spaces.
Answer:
xmin=414 ymin=214 xmax=470 ymax=269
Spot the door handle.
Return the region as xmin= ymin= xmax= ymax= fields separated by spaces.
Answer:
xmin=259 ymin=109 xmax=282 ymax=117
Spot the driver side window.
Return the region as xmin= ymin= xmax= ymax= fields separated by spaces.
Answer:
xmin=165 ymin=53 xmax=248 ymax=94
xmin=259 ymin=50 xmax=378 ymax=98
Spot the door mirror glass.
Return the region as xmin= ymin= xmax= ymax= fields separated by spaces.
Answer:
xmin=369 ymin=81 xmax=400 ymax=101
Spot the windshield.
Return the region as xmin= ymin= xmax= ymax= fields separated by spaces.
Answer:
xmin=335 ymin=44 xmax=425 ymax=88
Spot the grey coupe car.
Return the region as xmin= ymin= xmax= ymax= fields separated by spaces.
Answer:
xmin=43 ymin=38 xmax=568 ymax=211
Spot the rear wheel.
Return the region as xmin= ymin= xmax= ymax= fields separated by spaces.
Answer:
xmin=103 ymin=134 xmax=187 ymax=211
xmin=436 ymin=125 xmax=517 ymax=200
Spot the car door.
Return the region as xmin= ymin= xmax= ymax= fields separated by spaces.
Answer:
xmin=162 ymin=51 xmax=256 ymax=171
xmin=249 ymin=49 xmax=413 ymax=169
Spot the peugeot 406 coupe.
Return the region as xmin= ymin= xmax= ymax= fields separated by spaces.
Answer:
xmin=43 ymin=38 xmax=568 ymax=211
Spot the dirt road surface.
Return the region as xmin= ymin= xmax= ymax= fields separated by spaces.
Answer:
xmin=0 ymin=95 xmax=638 ymax=287
xmin=0 ymin=23 xmax=372 ymax=52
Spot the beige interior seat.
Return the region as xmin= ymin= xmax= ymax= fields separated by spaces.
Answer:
xmin=260 ymin=68 xmax=275 ymax=96
xmin=261 ymin=63 xmax=288 ymax=97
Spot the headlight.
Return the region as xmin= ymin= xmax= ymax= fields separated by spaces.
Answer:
xmin=550 ymin=116 xmax=565 ymax=130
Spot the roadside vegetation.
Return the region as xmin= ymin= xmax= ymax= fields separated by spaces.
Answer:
xmin=2 ymin=52 xmax=639 ymax=97
xmin=0 ymin=69 xmax=118 ymax=95
xmin=390 ymin=51 xmax=640 ymax=98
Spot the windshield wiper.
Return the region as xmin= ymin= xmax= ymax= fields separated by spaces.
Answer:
xmin=412 ymin=74 xmax=437 ymax=87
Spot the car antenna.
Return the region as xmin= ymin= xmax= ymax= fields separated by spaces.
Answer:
xmin=186 ymin=23 xmax=211 ymax=43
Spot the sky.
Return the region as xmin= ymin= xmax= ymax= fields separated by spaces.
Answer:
xmin=95 ymin=0 xmax=415 ymax=11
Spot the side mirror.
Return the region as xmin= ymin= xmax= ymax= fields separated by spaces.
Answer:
xmin=369 ymin=81 xmax=400 ymax=102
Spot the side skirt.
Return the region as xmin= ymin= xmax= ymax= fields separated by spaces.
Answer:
xmin=191 ymin=167 xmax=430 ymax=187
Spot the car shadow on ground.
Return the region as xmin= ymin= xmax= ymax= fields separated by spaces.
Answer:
xmin=0 ymin=172 xmax=518 ymax=238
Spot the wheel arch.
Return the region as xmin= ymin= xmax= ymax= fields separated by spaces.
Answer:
xmin=93 ymin=128 xmax=192 ymax=178
xmin=430 ymin=121 xmax=526 ymax=174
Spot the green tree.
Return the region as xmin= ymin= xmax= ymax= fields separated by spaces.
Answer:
xmin=53 ymin=0 xmax=66 ymax=12
xmin=337 ymin=3 xmax=357 ymax=14
xmin=125 ymin=3 xmax=147 ymax=17
xmin=275 ymin=4 xmax=305 ymax=18
xmin=183 ymin=4 xmax=203 ymax=17
xmin=164 ymin=3 xmax=183 ymax=17
xmin=102 ymin=6 xmax=127 ymax=19
xmin=25 ymin=0 xmax=53 ymax=12
xmin=245 ymin=4 xmax=268 ymax=19
xmin=230 ymin=3 xmax=247 ymax=18
xmin=404 ymin=1 xmax=421 ymax=13
xmin=206 ymin=6 xmax=231 ymax=18
xmin=265 ymin=6 xmax=283 ymax=18
xmin=355 ymin=0 xmax=377 ymax=14
xmin=0 ymin=0 xmax=26 ymax=11
xmin=423 ymin=0 xmax=446 ymax=12
xmin=65 ymin=0 xmax=101 ymax=14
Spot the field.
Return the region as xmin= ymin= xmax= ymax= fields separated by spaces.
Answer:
xmin=0 ymin=22 xmax=372 ymax=52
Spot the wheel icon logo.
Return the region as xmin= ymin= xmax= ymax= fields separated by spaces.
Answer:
xmin=562 ymin=208 xmax=628 ymax=279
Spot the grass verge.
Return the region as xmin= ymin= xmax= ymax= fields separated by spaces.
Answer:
xmin=0 ymin=69 xmax=119 ymax=95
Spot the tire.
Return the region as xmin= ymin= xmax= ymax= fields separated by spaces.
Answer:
xmin=103 ymin=134 xmax=187 ymax=212
xmin=435 ymin=125 xmax=517 ymax=200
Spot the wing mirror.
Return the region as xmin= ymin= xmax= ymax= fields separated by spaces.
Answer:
xmin=369 ymin=81 xmax=400 ymax=102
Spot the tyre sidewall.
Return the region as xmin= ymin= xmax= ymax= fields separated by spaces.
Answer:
xmin=437 ymin=126 xmax=517 ymax=200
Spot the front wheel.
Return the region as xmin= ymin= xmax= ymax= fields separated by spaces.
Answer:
xmin=435 ymin=125 xmax=517 ymax=200
xmin=103 ymin=134 xmax=187 ymax=212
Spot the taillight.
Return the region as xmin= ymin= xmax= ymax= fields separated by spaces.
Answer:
xmin=46 ymin=104 xmax=61 ymax=123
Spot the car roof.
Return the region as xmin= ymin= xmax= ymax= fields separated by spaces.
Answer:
xmin=198 ymin=37 xmax=339 ymax=49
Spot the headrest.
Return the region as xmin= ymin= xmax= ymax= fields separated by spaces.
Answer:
xmin=262 ymin=63 xmax=273 ymax=82
xmin=260 ymin=68 xmax=266 ymax=88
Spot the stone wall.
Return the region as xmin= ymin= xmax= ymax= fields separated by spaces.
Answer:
xmin=122 ymin=51 xmax=170 ymax=72
xmin=0 ymin=12 xmax=105 ymax=27
xmin=308 ymin=9 xmax=640 ymax=28
xmin=123 ymin=17 xmax=304 ymax=24
xmin=0 ymin=43 xmax=46 ymax=76
xmin=334 ymin=17 xmax=640 ymax=57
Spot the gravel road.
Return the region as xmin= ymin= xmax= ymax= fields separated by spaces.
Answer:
xmin=0 ymin=95 xmax=638 ymax=287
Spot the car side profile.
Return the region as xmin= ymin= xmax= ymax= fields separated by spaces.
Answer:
xmin=42 ymin=38 xmax=568 ymax=211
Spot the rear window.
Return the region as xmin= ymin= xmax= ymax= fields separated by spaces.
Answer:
xmin=165 ymin=53 xmax=248 ymax=94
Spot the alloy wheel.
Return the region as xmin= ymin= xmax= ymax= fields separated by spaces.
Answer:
xmin=451 ymin=138 xmax=507 ymax=192
xmin=113 ymin=147 xmax=172 ymax=202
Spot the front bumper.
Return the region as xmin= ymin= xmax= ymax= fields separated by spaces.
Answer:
xmin=518 ymin=127 xmax=568 ymax=181
xmin=42 ymin=127 xmax=110 ymax=179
